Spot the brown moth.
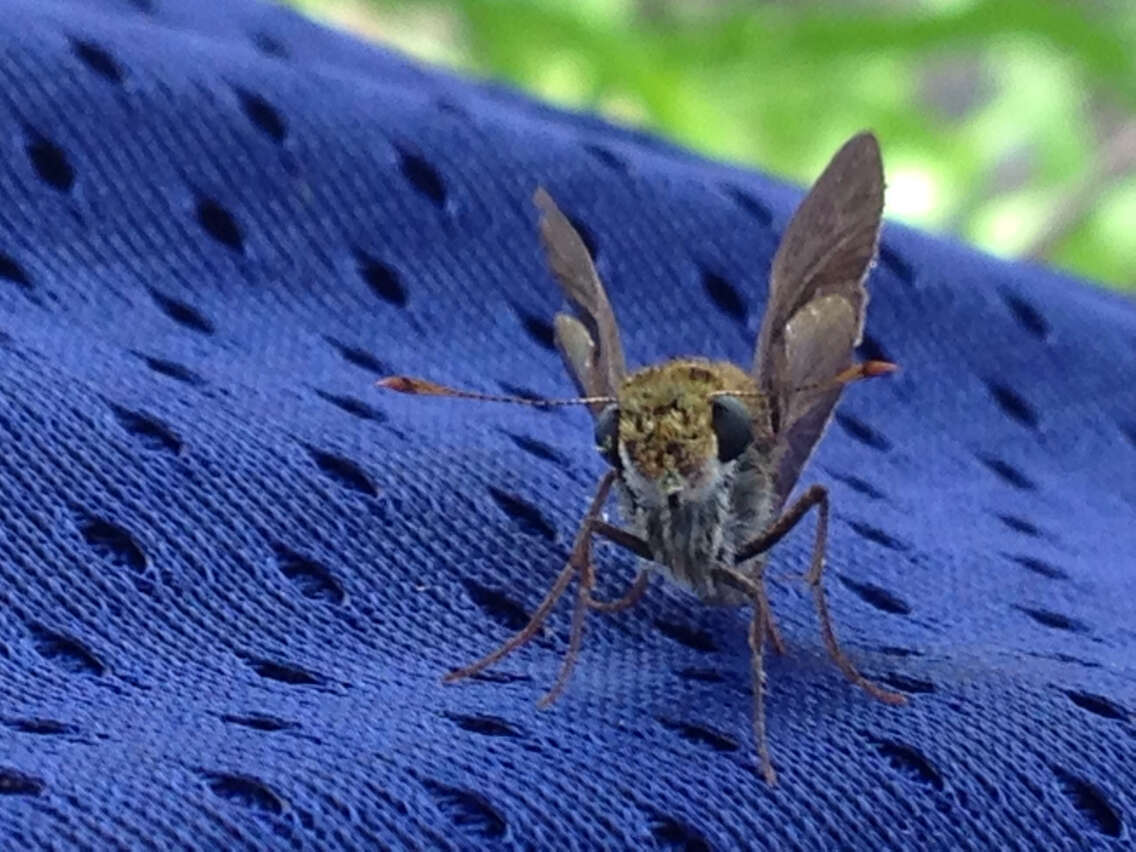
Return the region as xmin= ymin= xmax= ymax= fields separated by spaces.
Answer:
xmin=379 ymin=131 xmax=907 ymax=784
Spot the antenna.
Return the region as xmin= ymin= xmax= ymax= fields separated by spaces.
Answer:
xmin=376 ymin=376 xmax=615 ymax=408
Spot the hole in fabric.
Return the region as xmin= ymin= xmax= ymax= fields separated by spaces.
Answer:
xmin=107 ymin=404 xmax=182 ymax=455
xmin=272 ymin=544 xmax=345 ymax=605
xmin=830 ymin=472 xmax=886 ymax=501
xmin=847 ymin=521 xmax=908 ymax=552
xmin=27 ymin=625 xmax=105 ymax=675
xmin=434 ymin=98 xmax=469 ymax=119
xmin=505 ymin=432 xmax=567 ymax=467
xmin=701 ymin=269 xmax=748 ymax=324
xmin=676 ymin=667 xmax=726 ymax=683
xmin=834 ymin=412 xmax=892 ymax=452
xmin=313 ymin=389 xmax=385 ymax=422
xmin=147 ymin=288 xmax=214 ymax=334
xmin=79 ymin=517 xmax=146 ymax=573
xmin=877 ymin=673 xmax=936 ymax=694
xmin=195 ymin=198 xmax=244 ymax=253
xmin=251 ymin=31 xmax=288 ymax=58
xmin=838 ymin=575 xmax=911 ymax=615
xmin=396 ymin=148 xmax=447 ymax=208
xmin=722 ymin=185 xmax=773 ymax=228
xmin=202 ymin=772 xmax=284 ymax=815
xmin=235 ymin=88 xmax=286 ymax=143
xmin=307 ymin=447 xmax=379 ymax=498
xmin=877 ymin=646 xmax=922 ymax=658
xmin=422 ymin=779 xmax=507 ymax=840
xmin=986 ymin=381 xmax=1039 ymax=430
xmin=870 ymin=739 xmax=943 ymax=790
xmin=324 ymin=337 xmax=388 ymax=373
xmin=1001 ymin=290 xmax=1050 ymax=340
xmin=650 ymin=813 xmax=712 ymax=852
xmin=461 ymin=579 xmax=531 ymax=633
xmin=1051 ymin=766 xmax=1122 ymax=838
xmin=247 ymin=658 xmax=323 ymax=686
xmin=584 ymin=143 xmax=627 ymax=172
xmin=514 ymin=308 xmax=556 ymax=352
xmin=127 ymin=0 xmax=155 ymax=11
xmin=0 ymin=253 xmax=32 ymax=290
xmin=354 ymin=250 xmax=407 ymax=307
xmin=856 ymin=332 xmax=891 ymax=363
xmin=443 ymin=712 xmax=524 ymax=738
xmin=996 ymin=514 xmax=1042 ymax=538
xmin=1064 ymin=690 xmax=1129 ymax=722
xmin=135 ymin=353 xmax=205 ymax=386
xmin=1031 ymin=652 xmax=1101 ymax=669
xmin=221 ymin=714 xmax=298 ymax=732
xmin=488 ymin=488 xmax=556 ymax=541
xmin=1005 ymin=553 xmax=1067 ymax=580
xmin=657 ymin=717 xmax=738 ymax=752
xmin=877 ymin=244 xmax=913 ymax=285
xmin=4 ymin=718 xmax=74 ymax=735
xmin=978 ymin=455 xmax=1037 ymax=491
xmin=655 ymin=620 xmax=717 ymax=653
xmin=0 ymin=768 xmax=45 ymax=796
xmin=26 ymin=133 xmax=75 ymax=192
xmin=1014 ymin=606 xmax=1089 ymax=634
xmin=70 ymin=39 xmax=123 ymax=84
xmin=469 ymin=670 xmax=532 ymax=684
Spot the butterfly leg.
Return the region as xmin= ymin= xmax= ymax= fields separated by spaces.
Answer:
xmin=587 ymin=569 xmax=649 ymax=613
xmin=748 ymin=583 xmax=777 ymax=784
xmin=713 ymin=565 xmax=778 ymax=784
xmin=780 ymin=485 xmax=907 ymax=706
xmin=588 ymin=521 xmax=654 ymax=611
xmin=762 ymin=583 xmax=787 ymax=656
xmin=444 ymin=471 xmax=617 ymax=685
xmin=537 ymin=522 xmax=652 ymax=706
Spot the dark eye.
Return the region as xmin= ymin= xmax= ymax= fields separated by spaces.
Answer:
xmin=711 ymin=395 xmax=752 ymax=462
xmin=594 ymin=404 xmax=621 ymax=468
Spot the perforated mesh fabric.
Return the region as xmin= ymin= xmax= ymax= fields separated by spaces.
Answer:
xmin=1 ymin=1 xmax=1134 ymax=848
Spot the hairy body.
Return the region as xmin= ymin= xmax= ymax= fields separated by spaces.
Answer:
xmin=614 ymin=360 xmax=775 ymax=605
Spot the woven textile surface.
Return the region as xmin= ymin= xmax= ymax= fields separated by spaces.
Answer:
xmin=1 ymin=1 xmax=1134 ymax=848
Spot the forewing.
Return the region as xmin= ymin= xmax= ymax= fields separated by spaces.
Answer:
xmin=751 ymin=133 xmax=885 ymax=506
xmin=534 ymin=188 xmax=626 ymax=409
xmin=553 ymin=313 xmax=606 ymax=413
xmin=773 ymin=296 xmax=859 ymax=502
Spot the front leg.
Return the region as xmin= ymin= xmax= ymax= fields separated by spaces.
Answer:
xmin=713 ymin=565 xmax=778 ymax=784
xmin=736 ymin=485 xmax=906 ymax=706
xmin=446 ymin=471 xmax=654 ymax=705
xmin=538 ymin=521 xmax=652 ymax=706
xmin=443 ymin=471 xmax=617 ymax=685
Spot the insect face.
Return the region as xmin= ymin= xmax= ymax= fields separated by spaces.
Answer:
xmin=611 ymin=360 xmax=765 ymax=508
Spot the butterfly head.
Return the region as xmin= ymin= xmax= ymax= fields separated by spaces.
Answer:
xmin=597 ymin=360 xmax=767 ymax=506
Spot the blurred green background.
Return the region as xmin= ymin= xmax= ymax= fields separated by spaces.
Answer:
xmin=284 ymin=0 xmax=1136 ymax=292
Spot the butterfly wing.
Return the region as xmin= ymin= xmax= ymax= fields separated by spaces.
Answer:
xmin=534 ymin=188 xmax=627 ymax=414
xmin=752 ymin=133 xmax=885 ymax=508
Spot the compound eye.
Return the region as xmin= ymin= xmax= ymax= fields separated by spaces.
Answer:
xmin=594 ymin=404 xmax=621 ymax=468
xmin=711 ymin=395 xmax=753 ymax=463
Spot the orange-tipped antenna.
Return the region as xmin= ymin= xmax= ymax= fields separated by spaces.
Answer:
xmin=376 ymin=375 xmax=615 ymax=408
xmin=829 ymin=359 xmax=897 ymax=384
xmin=711 ymin=360 xmax=898 ymax=400
xmin=787 ymin=359 xmax=898 ymax=396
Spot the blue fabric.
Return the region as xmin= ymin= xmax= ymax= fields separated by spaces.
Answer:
xmin=1 ymin=0 xmax=1133 ymax=848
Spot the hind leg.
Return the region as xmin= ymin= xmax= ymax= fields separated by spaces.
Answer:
xmin=738 ymin=485 xmax=905 ymax=705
